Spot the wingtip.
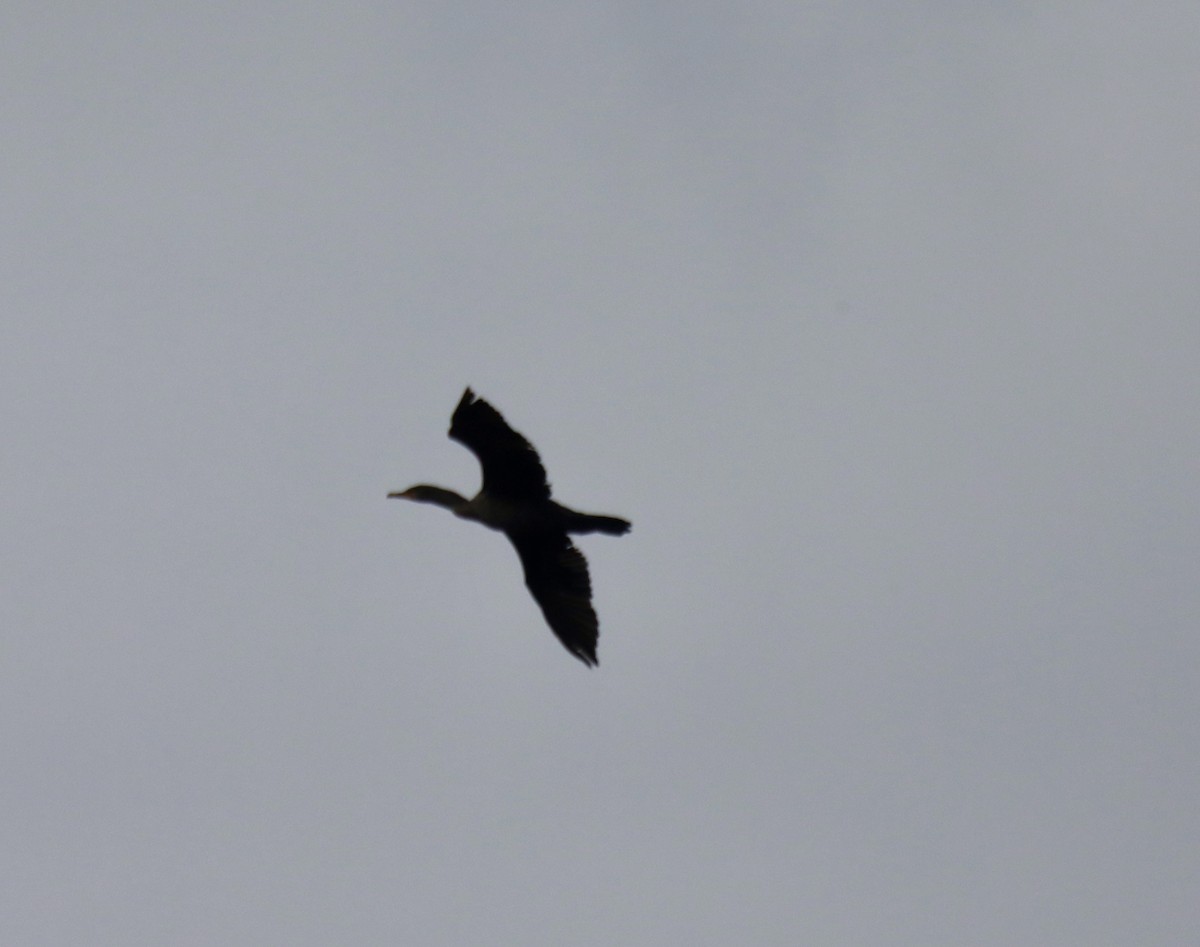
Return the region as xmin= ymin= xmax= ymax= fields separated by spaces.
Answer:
xmin=574 ymin=643 xmax=599 ymax=667
xmin=449 ymin=387 xmax=478 ymax=437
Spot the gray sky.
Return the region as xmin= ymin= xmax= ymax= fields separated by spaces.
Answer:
xmin=3 ymin=3 xmax=1198 ymax=944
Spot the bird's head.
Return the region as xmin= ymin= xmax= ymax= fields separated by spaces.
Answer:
xmin=387 ymin=484 xmax=468 ymax=511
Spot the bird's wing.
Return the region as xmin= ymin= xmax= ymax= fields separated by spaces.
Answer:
xmin=508 ymin=531 xmax=599 ymax=667
xmin=448 ymin=388 xmax=551 ymax=502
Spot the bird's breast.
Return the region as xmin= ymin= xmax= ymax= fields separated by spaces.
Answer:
xmin=457 ymin=493 xmax=531 ymax=532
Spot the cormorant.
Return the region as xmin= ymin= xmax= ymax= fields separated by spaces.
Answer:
xmin=388 ymin=388 xmax=630 ymax=666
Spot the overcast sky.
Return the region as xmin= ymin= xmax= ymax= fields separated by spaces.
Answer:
xmin=3 ymin=3 xmax=1198 ymax=944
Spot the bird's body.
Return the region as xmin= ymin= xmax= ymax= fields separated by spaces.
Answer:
xmin=389 ymin=388 xmax=629 ymax=666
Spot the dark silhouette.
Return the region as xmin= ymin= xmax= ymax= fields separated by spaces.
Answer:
xmin=389 ymin=388 xmax=630 ymax=666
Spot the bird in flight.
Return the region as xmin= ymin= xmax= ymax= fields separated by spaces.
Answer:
xmin=388 ymin=388 xmax=630 ymax=666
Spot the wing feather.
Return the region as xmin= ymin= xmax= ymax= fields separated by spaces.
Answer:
xmin=508 ymin=531 xmax=599 ymax=666
xmin=448 ymin=389 xmax=551 ymax=502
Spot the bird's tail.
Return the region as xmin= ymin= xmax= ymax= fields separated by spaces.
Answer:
xmin=562 ymin=510 xmax=632 ymax=536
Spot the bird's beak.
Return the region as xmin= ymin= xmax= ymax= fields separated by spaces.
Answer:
xmin=387 ymin=490 xmax=406 ymax=499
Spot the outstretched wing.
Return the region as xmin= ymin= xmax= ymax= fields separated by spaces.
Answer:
xmin=448 ymin=388 xmax=551 ymax=502
xmin=508 ymin=531 xmax=599 ymax=667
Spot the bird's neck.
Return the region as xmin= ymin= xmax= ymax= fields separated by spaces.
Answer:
xmin=403 ymin=485 xmax=470 ymax=512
